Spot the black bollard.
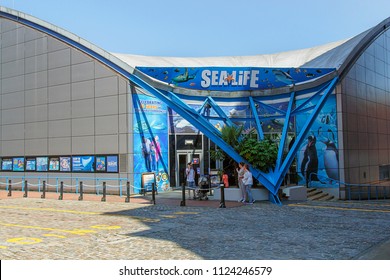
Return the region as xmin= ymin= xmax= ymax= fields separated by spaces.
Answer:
xmin=219 ymin=184 xmax=226 ymax=208
xmin=125 ymin=181 xmax=130 ymax=203
xmin=7 ymin=180 xmax=12 ymax=197
xmin=180 ymin=184 xmax=186 ymax=206
xmin=41 ymin=181 xmax=46 ymax=199
xmin=23 ymin=181 xmax=28 ymax=198
xmin=101 ymin=182 xmax=106 ymax=202
xmin=78 ymin=181 xmax=83 ymax=201
xmin=151 ymin=183 xmax=156 ymax=205
xmin=58 ymin=181 xmax=63 ymax=200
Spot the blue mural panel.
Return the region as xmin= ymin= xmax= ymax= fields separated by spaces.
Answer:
xmin=137 ymin=67 xmax=335 ymax=91
xmin=296 ymin=94 xmax=339 ymax=187
xmin=133 ymin=94 xmax=170 ymax=193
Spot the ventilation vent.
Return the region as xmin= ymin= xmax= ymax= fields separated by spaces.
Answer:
xmin=119 ymin=154 xmax=127 ymax=173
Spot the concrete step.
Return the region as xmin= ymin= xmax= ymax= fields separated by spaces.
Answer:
xmin=318 ymin=194 xmax=335 ymax=201
xmin=307 ymin=187 xmax=335 ymax=201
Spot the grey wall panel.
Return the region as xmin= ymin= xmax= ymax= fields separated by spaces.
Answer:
xmin=25 ymin=122 xmax=48 ymax=139
xmin=71 ymin=61 xmax=94 ymax=82
xmin=1 ymin=76 xmax=24 ymax=94
xmin=72 ymin=117 xmax=94 ymax=136
xmin=119 ymin=114 xmax=127 ymax=133
xmin=2 ymin=124 xmax=24 ymax=140
xmin=25 ymin=27 xmax=45 ymax=42
xmin=48 ymin=66 xmax=70 ymax=86
xmin=25 ymin=37 xmax=48 ymax=58
xmin=25 ymin=105 xmax=48 ymax=122
xmin=72 ymin=80 xmax=94 ymax=100
xmin=25 ymin=71 xmax=48 ymax=90
xmin=1 ymin=44 xmax=25 ymax=63
xmin=1 ymin=59 xmax=24 ymax=78
xmin=48 ymin=102 xmax=71 ymax=120
xmin=25 ymin=54 xmax=48 ymax=74
xmin=72 ymin=136 xmax=95 ymax=154
xmin=1 ymin=19 xmax=18 ymax=32
xmin=95 ymin=96 xmax=118 ymax=116
xmin=71 ymin=49 xmax=93 ymax=64
xmin=1 ymin=140 xmax=24 ymax=155
xmin=2 ymin=91 xmax=24 ymax=109
xmin=25 ymin=88 xmax=48 ymax=106
xmin=95 ymin=135 xmax=118 ymax=154
xmin=49 ymin=137 xmax=71 ymax=154
xmin=47 ymin=37 xmax=68 ymax=52
xmin=48 ymin=84 xmax=71 ymax=103
xmin=1 ymin=28 xmax=24 ymax=48
xmin=95 ymin=76 xmax=118 ymax=97
xmin=119 ymin=94 xmax=127 ymax=114
xmin=48 ymin=48 xmax=71 ymax=69
xmin=119 ymin=134 xmax=127 ymax=154
xmin=49 ymin=120 xmax=71 ymax=138
xmin=72 ymin=99 xmax=94 ymax=118
xmin=95 ymin=62 xmax=115 ymax=79
xmin=95 ymin=115 xmax=118 ymax=135
xmin=25 ymin=139 xmax=48 ymax=155
xmin=1 ymin=107 xmax=25 ymax=125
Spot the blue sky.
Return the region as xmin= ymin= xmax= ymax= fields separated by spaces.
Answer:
xmin=1 ymin=0 xmax=390 ymax=57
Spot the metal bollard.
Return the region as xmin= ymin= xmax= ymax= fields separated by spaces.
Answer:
xmin=7 ymin=180 xmax=12 ymax=197
xmin=125 ymin=181 xmax=130 ymax=203
xmin=41 ymin=181 xmax=46 ymax=199
xmin=151 ymin=183 xmax=156 ymax=205
xmin=180 ymin=184 xmax=186 ymax=206
xmin=219 ymin=183 xmax=226 ymax=208
xmin=23 ymin=181 xmax=28 ymax=198
xmin=58 ymin=181 xmax=63 ymax=200
xmin=78 ymin=181 xmax=83 ymax=201
xmin=101 ymin=182 xmax=106 ymax=202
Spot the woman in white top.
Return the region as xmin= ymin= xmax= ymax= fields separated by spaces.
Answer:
xmin=242 ymin=164 xmax=255 ymax=204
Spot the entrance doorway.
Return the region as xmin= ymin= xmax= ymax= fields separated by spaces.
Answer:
xmin=177 ymin=151 xmax=202 ymax=187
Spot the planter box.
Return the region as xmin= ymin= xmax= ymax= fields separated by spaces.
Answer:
xmin=211 ymin=187 xmax=269 ymax=201
xmin=282 ymin=185 xmax=307 ymax=201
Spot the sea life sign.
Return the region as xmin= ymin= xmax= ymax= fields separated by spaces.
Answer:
xmin=137 ymin=67 xmax=335 ymax=91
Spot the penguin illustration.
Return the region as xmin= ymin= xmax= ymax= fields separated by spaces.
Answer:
xmin=322 ymin=130 xmax=339 ymax=181
xmin=300 ymin=135 xmax=319 ymax=187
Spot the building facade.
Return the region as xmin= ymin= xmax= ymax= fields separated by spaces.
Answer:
xmin=1 ymin=6 xmax=390 ymax=201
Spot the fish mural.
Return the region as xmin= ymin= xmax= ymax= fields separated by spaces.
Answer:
xmin=136 ymin=66 xmax=336 ymax=91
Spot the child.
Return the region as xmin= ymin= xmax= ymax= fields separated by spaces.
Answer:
xmin=222 ymin=171 xmax=229 ymax=188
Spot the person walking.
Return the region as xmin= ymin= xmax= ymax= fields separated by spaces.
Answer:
xmin=186 ymin=162 xmax=196 ymax=199
xmin=242 ymin=164 xmax=255 ymax=204
xmin=236 ymin=162 xmax=246 ymax=202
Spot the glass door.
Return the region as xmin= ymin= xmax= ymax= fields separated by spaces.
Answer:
xmin=176 ymin=151 xmax=202 ymax=187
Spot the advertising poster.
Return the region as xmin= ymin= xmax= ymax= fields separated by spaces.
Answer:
xmin=107 ymin=156 xmax=118 ymax=173
xmin=13 ymin=157 xmax=25 ymax=172
xmin=60 ymin=157 xmax=71 ymax=172
xmin=36 ymin=157 xmax=48 ymax=171
xmin=72 ymin=156 xmax=95 ymax=172
xmin=96 ymin=156 xmax=106 ymax=172
xmin=49 ymin=157 xmax=60 ymax=171
xmin=296 ymin=94 xmax=339 ymax=187
xmin=133 ymin=94 xmax=170 ymax=193
xmin=2 ymin=158 xmax=13 ymax=171
xmin=26 ymin=158 xmax=36 ymax=171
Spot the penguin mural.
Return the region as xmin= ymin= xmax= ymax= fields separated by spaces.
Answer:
xmin=321 ymin=129 xmax=339 ymax=181
xmin=300 ymin=135 xmax=319 ymax=187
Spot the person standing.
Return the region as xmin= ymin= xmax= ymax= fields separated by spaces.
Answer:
xmin=141 ymin=136 xmax=152 ymax=172
xmin=236 ymin=162 xmax=246 ymax=202
xmin=186 ymin=162 xmax=196 ymax=199
xmin=242 ymin=164 xmax=255 ymax=204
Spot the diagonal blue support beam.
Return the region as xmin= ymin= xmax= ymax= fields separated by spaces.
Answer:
xmin=249 ymin=96 xmax=264 ymax=140
xmin=275 ymin=91 xmax=295 ymax=171
xmin=253 ymin=99 xmax=286 ymax=115
xmin=207 ymin=96 xmax=236 ymax=127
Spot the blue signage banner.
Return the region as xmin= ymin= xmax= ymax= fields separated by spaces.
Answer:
xmin=136 ymin=67 xmax=335 ymax=91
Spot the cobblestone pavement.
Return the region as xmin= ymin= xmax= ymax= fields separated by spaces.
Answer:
xmin=1 ymin=190 xmax=390 ymax=260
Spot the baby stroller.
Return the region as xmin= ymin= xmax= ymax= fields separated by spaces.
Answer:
xmin=195 ymin=175 xmax=210 ymax=200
